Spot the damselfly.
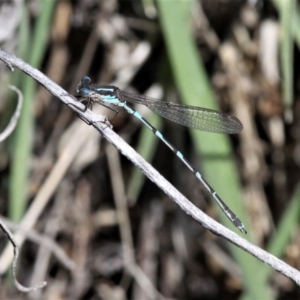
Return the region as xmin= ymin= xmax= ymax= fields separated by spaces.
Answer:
xmin=76 ymin=76 xmax=246 ymax=234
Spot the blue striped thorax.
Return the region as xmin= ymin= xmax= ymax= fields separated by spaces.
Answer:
xmin=77 ymin=76 xmax=121 ymax=105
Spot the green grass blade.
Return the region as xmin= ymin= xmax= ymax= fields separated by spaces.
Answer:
xmin=9 ymin=1 xmax=55 ymax=221
xmin=291 ymin=4 xmax=300 ymax=47
xmin=271 ymin=0 xmax=300 ymax=47
xmin=157 ymin=1 xmax=272 ymax=298
xmin=278 ymin=0 xmax=295 ymax=121
xmin=262 ymin=183 xmax=300 ymax=278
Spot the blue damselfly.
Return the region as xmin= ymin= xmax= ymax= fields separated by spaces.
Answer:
xmin=76 ymin=76 xmax=246 ymax=234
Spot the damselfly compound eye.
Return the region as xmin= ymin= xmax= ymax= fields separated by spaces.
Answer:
xmin=78 ymin=87 xmax=90 ymax=96
xmin=81 ymin=76 xmax=91 ymax=84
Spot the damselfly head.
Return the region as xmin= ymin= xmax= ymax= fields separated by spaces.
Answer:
xmin=77 ymin=76 xmax=92 ymax=96
xmin=81 ymin=76 xmax=91 ymax=84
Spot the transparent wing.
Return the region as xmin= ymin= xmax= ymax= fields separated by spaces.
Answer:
xmin=119 ymin=91 xmax=243 ymax=134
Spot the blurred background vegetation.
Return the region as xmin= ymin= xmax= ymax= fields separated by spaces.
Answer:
xmin=0 ymin=0 xmax=300 ymax=299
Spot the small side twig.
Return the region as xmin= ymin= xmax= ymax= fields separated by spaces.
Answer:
xmin=0 ymin=84 xmax=46 ymax=292
xmin=0 ymin=220 xmax=47 ymax=292
xmin=1 ymin=216 xmax=75 ymax=271
xmin=0 ymin=85 xmax=23 ymax=143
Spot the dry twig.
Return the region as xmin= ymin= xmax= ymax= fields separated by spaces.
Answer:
xmin=0 ymin=48 xmax=300 ymax=286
